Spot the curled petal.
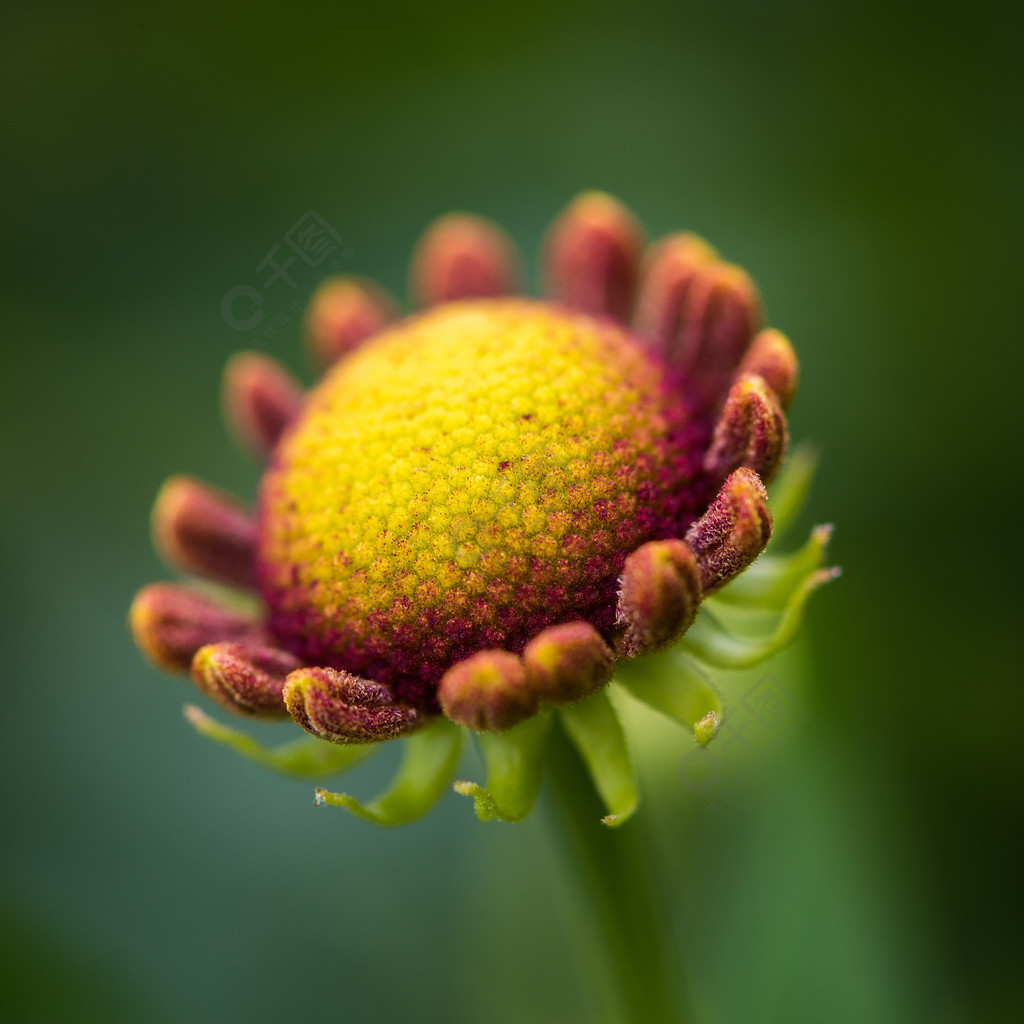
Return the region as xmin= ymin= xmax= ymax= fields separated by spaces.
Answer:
xmin=543 ymin=191 xmax=644 ymax=321
xmin=284 ymin=667 xmax=421 ymax=744
xmin=438 ymin=650 xmax=537 ymax=732
xmin=151 ymin=476 xmax=257 ymax=590
xmin=304 ymin=276 xmax=397 ymax=368
xmin=615 ymin=539 xmax=702 ymax=658
xmin=685 ymin=468 xmax=772 ymax=595
xmin=633 ymin=232 xmax=717 ymax=344
xmin=129 ymin=583 xmax=268 ymax=673
xmin=222 ymin=352 xmax=303 ymax=460
xmin=410 ymin=213 xmax=520 ymax=306
xmin=703 ymin=373 xmax=788 ymax=484
xmin=191 ymin=642 xmax=299 ymax=718
xmin=523 ymin=622 xmax=615 ymax=705
xmin=740 ymin=328 xmax=799 ymax=410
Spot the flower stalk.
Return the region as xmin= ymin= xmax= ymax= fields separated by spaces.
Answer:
xmin=544 ymin=721 xmax=690 ymax=1024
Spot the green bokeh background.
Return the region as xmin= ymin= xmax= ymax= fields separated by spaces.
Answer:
xmin=2 ymin=1 xmax=1020 ymax=1021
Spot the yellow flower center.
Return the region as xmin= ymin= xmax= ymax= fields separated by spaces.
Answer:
xmin=257 ymin=298 xmax=706 ymax=705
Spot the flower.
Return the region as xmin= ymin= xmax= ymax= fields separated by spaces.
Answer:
xmin=130 ymin=193 xmax=837 ymax=825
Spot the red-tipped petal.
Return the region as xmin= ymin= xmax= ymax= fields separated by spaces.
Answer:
xmin=222 ymin=352 xmax=303 ymax=460
xmin=739 ymin=328 xmax=799 ymax=410
xmin=615 ymin=539 xmax=702 ymax=658
xmin=703 ymin=373 xmax=789 ymax=484
xmin=284 ymin=667 xmax=420 ymax=744
xmin=191 ymin=642 xmax=299 ymax=718
xmin=129 ymin=583 xmax=268 ymax=673
xmin=637 ymin=244 xmax=761 ymax=413
xmin=438 ymin=650 xmax=537 ymax=732
xmin=522 ymin=622 xmax=615 ymax=705
xmin=685 ymin=468 xmax=773 ymax=595
xmin=410 ymin=213 xmax=520 ymax=307
xmin=633 ymin=233 xmax=718 ymax=346
xmin=151 ymin=476 xmax=257 ymax=590
xmin=304 ymin=277 xmax=397 ymax=369
xmin=680 ymin=263 xmax=762 ymax=412
xmin=543 ymin=191 xmax=645 ymax=322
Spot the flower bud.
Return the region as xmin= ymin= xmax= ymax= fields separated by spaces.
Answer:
xmin=703 ymin=373 xmax=788 ymax=483
xmin=129 ymin=583 xmax=268 ymax=673
xmin=523 ymin=622 xmax=615 ymax=705
xmin=191 ymin=642 xmax=299 ymax=718
xmin=411 ymin=213 xmax=520 ymax=306
xmin=221 ymin=352 xmax=303 ymax=460
xmin=151 ymin=476 xmax=257 ymax=589
xmin=685 ymin=468 xmax=772 ymax=595
xmin=739 ymin=328 xmax=799 ymax=410
xmin=615 ymin=539 xmax=702 ymax=658
xmin=677 ymin=263 xmax=761 ymax=413
xmin=284 ymin=667 xmax=420 ymax=744
xmin=543 ymin=191 xmax=644 ymax=321
xmin=633 ymin=232 xmax=717 ymax=344
xmin=438 ymin=650 xmax=537 ymax=732
xmin=304 ymin=277 xmax=397 ymax=368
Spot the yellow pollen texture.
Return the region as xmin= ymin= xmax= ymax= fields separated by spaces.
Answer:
xmin=257 ymin=298 xmax=698 ymax=704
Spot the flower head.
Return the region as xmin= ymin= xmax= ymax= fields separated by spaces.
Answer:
xmin=131 ymin=193 xmax=836 ymax=825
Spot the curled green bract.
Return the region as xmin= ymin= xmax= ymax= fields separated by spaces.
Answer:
xmin=184 ymin=704 xmax=374 ymax=777
xmin=454 ymin=713 xmax=551 ymax=822
xmin=316 ymin=719 xmax=462 ymax=826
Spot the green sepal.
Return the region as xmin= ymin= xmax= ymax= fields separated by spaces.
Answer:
xmin=767 ymin=442 xmax=818 ymax=542
xmin=316 ymin=717 xmax=462 ymax=826
xmin=681 ymin=566 xmax=840 ymax=669
xmin=614 ymin=652 xmax=723 ymax=739
xmin=454 ymin=712 xmax=551 ymax=823
xmin=712 ymin=523 xmax=833 ymax=608
xmin=184 ymin=704 xmax=375 ymax=778
xmin=559 ymin=691 xmax=638 ymax=828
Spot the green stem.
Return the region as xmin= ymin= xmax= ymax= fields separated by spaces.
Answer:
xmin=543 ymin=722 xmax=692 ymax=1024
